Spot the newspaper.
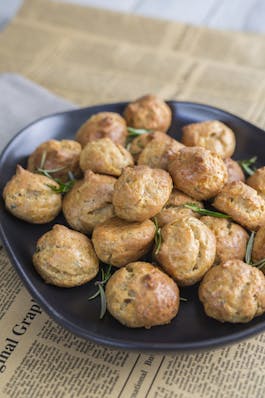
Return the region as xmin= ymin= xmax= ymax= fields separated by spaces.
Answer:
xmin=1 ymin=0 xmax=265 ymax=397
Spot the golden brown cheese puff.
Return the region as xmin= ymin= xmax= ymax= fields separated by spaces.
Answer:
xmin=201 ymin=217 xmax=249 ymax=265
xmin=252 ymin=227 xmax=265 ymax=271
xmin=76 ymin=112 xmax=127 ymax=147
xmin=224 ymin=158 xmax=245 ymax=184
xmin=79 ymin=138 xmax=134 ymax=177
xmin=155 ymin=217 xmax=216 ymax=286
xmin=105 ymin=262 xmax=179 ymax=328
xmin=247 ymin=167 xmax=265 ymax=198
xmin=156 ymin=189 xmax=203 ymax=227
xmin=124 ymin=95 xmax=172 ymax=133
xmin=181 ymin=120 xmax=236 ymax=159
xmin=63 ymin=170 xmax=116 ymax=234
xmin=3 ymin=165 xmax=62 ymax=224
xmin=27 ymin=139 xmax=81 ymax=182
xmin=92 ymin=217 xmax=155 ymax=267
xmin=129 ymin=133 xmax=153 ymax=161
xmin=113 ymin=165 xmax=172 ymax=222
xmin=168 ymin=147 xmax=228 ymax=200
xmin=199 ymin=260 xmax=265 ymax=323
xmin=137 ymin=131 xmax=184 ymax=170
xmin=33 ymin=224 xmax=99 ymax=287
xmin=213 ymin=181 xmax=265 ymax=231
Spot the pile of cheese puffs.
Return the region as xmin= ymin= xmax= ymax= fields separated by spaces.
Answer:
xmin=3 ymin=95 xmax=265 ymax=328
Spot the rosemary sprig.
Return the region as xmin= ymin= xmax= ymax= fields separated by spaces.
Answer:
xmin=127 ymin=127 xmax=152 ymax=137
xmin=88 ymin=265 xmax=112 ymax=319
xmin=184 ymin=203 xmax=231 ymax=219
xmin=152 ymin=217 xmax=162 ymax=255
xmin=180 ymin=297 xmax=188 ymax=302
xmin=37 ymin=152 xmax=75 ymax=194
xmin=238 ymin=156 xmax=257 ymax=176
xmin=245 ymin=231 xmax=265 ymax=270
xmin=126 ymin=127 xmax=152 ymax=148
xmin=245 ymin=231 xmax=255 ymax=264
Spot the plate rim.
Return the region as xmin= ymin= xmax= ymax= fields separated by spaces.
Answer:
xmin=1 ymin=100 xmax=265 ymax=352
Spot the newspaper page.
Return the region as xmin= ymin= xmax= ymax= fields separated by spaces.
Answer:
xmin=1 ymin=0 xmax=265 ymax=397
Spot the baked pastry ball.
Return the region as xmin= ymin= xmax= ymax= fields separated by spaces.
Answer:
xmin=199 ymin=260 xmax=265 ymax=323
xmin=155 ymin=217 xmax=216 ymax=286
xmin=92 ymin=217 xmax=155 ymax=267
xmin=201 ymin=216 xmax=249 ymax=265
xmin=168 ymin=147 xmax=228 ymax=200
xmin=76 ymin=112 xmax=128 ymax=147
xmin=79 ymin=138 xmax=134 ymax=177
xmin=33 ymin=224 xmax=99 ymax=287
xmin=105 ymin=262 xmax=179 ymax=328
xmin=27 ymin=139 xmax=81 ymax=182
xmin=63 ymin=170 xmax=116 ymax=234
xmin=224 ymin=158 xmax=245 ymax=184
xmin=129 ymin=133 xmax=153 ymax=161
xmin=113 ymin=165 xmax=172 ymax=222
xmin=213 ymin=181 xmax=265 ymax=231
xmin=181 ymin=120 xmax=236 ymax=159
xmin=136 ymin=131 xmax=184 ymax=170
xmin=124 ymin=95 xmax=172 ymax=133
xmin=156 ymin=189 xmax=203 ymax=227
xmin=252 ymin=226 xmax=265 ymax=268
xmin=247 ymin=167 xmax=265 ymax=198
xmin=3 ymin=165 xmax=62 ymax=224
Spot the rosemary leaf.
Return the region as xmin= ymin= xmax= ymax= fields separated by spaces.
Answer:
xmin=184 ymin=203 xmax=231 ymax=219
xmin=180 ymin=297 xmax=188 ymax=302
xmin=47 ymin=178 xmax=75 ymax=194
xmin=245 ymin=231 xmax=255 ymax=265
xmin=99 ymin=284 xmax=107 ymax=319
xmin=88 ymin=265 xmax=112 ymax=319
xmin=238 ymin=156 xmax=257 ymax=176
xmin=127 ymin=127 xmax=152 ymax=137
xmin=152 ymin=217 xmax=162 ymax=255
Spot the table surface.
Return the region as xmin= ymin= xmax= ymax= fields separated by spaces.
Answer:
xmin=1 ymin=0 xmax=265 ymax=32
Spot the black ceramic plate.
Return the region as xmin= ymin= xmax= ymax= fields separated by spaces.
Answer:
xmin=1 ymin=101 xmax=265 ymax=352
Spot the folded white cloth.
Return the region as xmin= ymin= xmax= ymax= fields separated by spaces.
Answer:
xmin=0 ymin=73 xmax=76 ymax=153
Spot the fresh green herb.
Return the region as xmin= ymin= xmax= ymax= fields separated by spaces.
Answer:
xmin=37 ymin=152 xmax=75 ymax=194
xmin=184 ymin=203 xmax=231 ymax=219
xmin=88 ymin=265 xmax=112 ymax=319
xmin=127 ymin=127 xmax=152 ymax=137
xmin=48 ymin=171 xmax=76 ymax=194
xmin=152 ymin=217 xmax=162 ymax=255
xmin=238 ymin=156 xmax=257 ymax=176
xmin=245 ymin=231 xmax=265 ymax=270
xmin=126 ymin=127 xmax=152 ymax=148
xmin=245 ymin=231 xmax=255 ymax=264
xmin=180 ymin=297 xmax=188 ymax=302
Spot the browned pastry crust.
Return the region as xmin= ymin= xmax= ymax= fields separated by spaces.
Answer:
xmin=63 ymin=170 xmax=116 ymax=233
xmin=136 ymin=131 xmax=184 ymax=170
xmin=155 ymin=216 xmax=216 ymax=286
xmin=168 ymin=146 xmax=228 ymax=200
xmin=76 ymin=112 xmax=128 ymax=147
xmin=105 ymin=262 xmax=179 ymax=328
xmin=113 ymin=165 xmax=173 ymax=222
xmin=156 ymin=189 xmax=203 ymax=227
xmin=247 ymin=166 xmax=265 ymax=198
xmin=124 ymin=95 xmax=172 ymax=133
xmin=199 ymin=260 xmax=265 ymax=323
xmin=79 ymin=138 xmax=134 ymax=176
xmin=27 ymin=139 xmax=81 ymax=182
xmin=224 ymin=158 xmax=245 ymax=184
xmin=201 ymin=216 xmax=249 ymax=264
xmin=92 ymin=217 xmax=155 ymax=267
xmin=213 ymin=181 xmax=265 ymax=231
xmin=33 ymin=224 xmax=99 ymax=287
xmin=182 ymin=120 xmax=236 ymax=159
xmin=3 ymin=165 xmax=62 ymax=224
